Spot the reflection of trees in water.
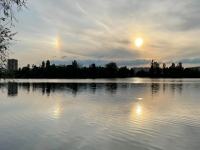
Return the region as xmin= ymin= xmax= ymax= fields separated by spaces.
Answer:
xmin=106 ymin=83 xmax=117 ymax=94
xmin=120 ymin=83 xmax=128 ymax=89
xmin=163 ymin=83 xmax=166 ymax=93
xmin=19 ymin=83 xmax=30 ymax=93
xmin=4 ymin=83 xmax=119 ymax=96
xmin=0 ymin=83 xmax=6 ymax=93
xmin=175 ymin=84 xmax=182 ymax=94
xmin=0 ymin=82 xmax=185 ymax=97
xmin=67 ymin=83 xmax=78 ymax=96
xmin=170 ymin=84 xmax=183 ymax=95
xmin=8 ymin=83 xmax=18 ymax=97
xmin=151 ymin=83 xmax=160 ymax=96
xmin=42 ymin=84 xmax=45 ymax=95
xmin=151 ymin=83 xmax=183 ymax=96
xmin=89 ymin=83 xmax=96 ymax=94
xmin=46 ymin=84 xmax=51 ymax=96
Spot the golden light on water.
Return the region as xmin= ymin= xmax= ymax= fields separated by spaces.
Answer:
xmin=136 ymin=105 xmax=142 ymax=116
xmin=130 ymin=101 xmax=150 ymax=122
xmin=130 ymin=103 xmax=144 ymax=119
xmin=135 ymin=38 xmax=143 ymax=47
xmin=54 ymin=104 xmax=62 ymax=119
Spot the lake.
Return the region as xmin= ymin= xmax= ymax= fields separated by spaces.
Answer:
xmin=0 ymin=78 xmax=200 ymax=150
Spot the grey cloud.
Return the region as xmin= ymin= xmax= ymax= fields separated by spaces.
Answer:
xmin=177 ymin=58 xmax=200 ymax=64
xmin=11 ymin=0 xmax=200 ymax=67
xmin=50 ymin=59 xmax=151 ymax=67
xmin=96 ymin=56 xmax=104 ymax=58
xmin=60 ymin=47 xmax=140 ymax=60
xmin=117 ymin=59 xmax=150 ymax=66
xmin=151 ymin=1 xmax=200 ymax=32
xmin=61 ymin=56 xmax=68 ymax=59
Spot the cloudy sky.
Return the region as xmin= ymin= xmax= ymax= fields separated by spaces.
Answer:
xmin=10 ymin=0 xmax=200 ymax=67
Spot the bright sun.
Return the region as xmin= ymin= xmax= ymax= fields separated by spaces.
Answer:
xmin=135 ymin=38 xmax=143 ymax=47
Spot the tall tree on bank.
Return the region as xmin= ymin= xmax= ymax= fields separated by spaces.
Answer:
xmin=0 ymin=0 xmax=27 ymax=69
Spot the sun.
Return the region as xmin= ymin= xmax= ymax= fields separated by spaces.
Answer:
xmin=135 ymin=38 xmax=143 ymax=47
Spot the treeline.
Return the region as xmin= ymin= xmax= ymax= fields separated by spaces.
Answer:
xmin=2 ymin=59 xmax=200 ymax=78
xmin=136 ymin=60 xmax=200 ymax=78
xmin=12 ymin=60 xmax=134 ymax=78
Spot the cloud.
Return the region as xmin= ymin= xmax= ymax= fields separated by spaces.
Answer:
xmin=50 ymin=59 xmax=151 ymax=67
xmin=61 ymin=56 xmax=67 ymax=59
xmin=59 ymin=47 xmax=140 ymax=61
xmin=10 ymin=0 xmax=200 ymax=67
xmin=177 ymin=58 xmax=200 ymax=64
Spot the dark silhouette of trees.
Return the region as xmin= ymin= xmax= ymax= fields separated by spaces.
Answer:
xmin=3 ymin=59 xmax=200 ymax=79
xmin=129 ymin=68 xmax=135 ymax=77
xmin=89 ymin=63 xmax=97 ymax=78
xmin=162 ymin=63 xmax=168 ymax=77
xmin=42 ymin=61 xmax=45 ymax=68
xmin=105 ymin=62 xmax=118 ymax=78
xmin=168 ymin=62 xmax=184 ymax=77
xmin=46 ymin=60 xmax=50 ymax=68
xmin=184 ymin=68 xmax=200 ymax=78
xmin=148 ymin=60 xmax=200 ymax=78
xmin=136 ymin=70 xmax=148 ymax=77
xmin=11 ymin=60 xmax=136 ymax=79
xmin=149 ymin=60 xmax=161 ymax=77
xmin=149 ymin=60 xmax=155 ymax=77
xmin=118 ymin=66 xmax=129 ymax=78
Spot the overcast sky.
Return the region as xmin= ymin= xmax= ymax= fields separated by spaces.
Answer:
xmin=10 ymin=0 xmax=200 ymax=67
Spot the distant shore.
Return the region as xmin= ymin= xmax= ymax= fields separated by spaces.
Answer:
xmin=2 ymin=60 xmax=200 ymax=79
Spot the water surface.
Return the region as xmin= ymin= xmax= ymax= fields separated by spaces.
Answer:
xmin=0 ymin=78 xmax=200 ymax=150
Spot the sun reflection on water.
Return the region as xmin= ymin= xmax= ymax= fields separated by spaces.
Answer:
xmin=130 ymin=101 xmax=150 ymax=123
xmin=136 ymin=105 xmax=142 ymax=116
xmin=53 ymin=104 xmax=62 ymax=119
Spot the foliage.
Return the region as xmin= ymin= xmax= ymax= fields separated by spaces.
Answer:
xmin=0 ymin=0 xmax=27 ymax=68
xmin=2 ymin=59 xmax=200 ymax=79
xmin=105 ymin=62 xmax=118 ymax=78
xmin=11 ymin=60 xmax=134 ymax=79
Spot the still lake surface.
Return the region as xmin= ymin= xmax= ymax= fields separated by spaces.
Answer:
xmin=0 ymin=78 xmax=200 ymax=150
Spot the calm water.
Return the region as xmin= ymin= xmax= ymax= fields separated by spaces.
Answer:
xmin=0 ymin=78 xmax=200 ymax=150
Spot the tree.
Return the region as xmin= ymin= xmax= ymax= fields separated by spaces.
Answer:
xmin=89 ymin=63 xmax=96 ymax=78
xmin=163 ymin=63 xmax=166 ymax=69
xmin=42 ymin=61 xmax=45 ymax=68
xmin=149 ymin=60 xmax=155 ymax=77
xmin=149 ymin=60 xmax=161 ymax=77
xmin=129 ymin=68 xmax=135 ymax=77
xmin=176 ymin=62 xmax=183 ymax=68
xmin=176 ymin=62 xmax=184 ymax=77
xmin=154 ymin=62 xmax=161 ymax=76
xmin=0 ymin=0 xmax=27 ymax=68
xmin=71 ymin=60 xmax=81 ymax=78
xmin=118 ymin=66 xmax=129 ymax=78
xmin=72 ymin=60 xmax=81 ymax=69
xmin=105 ymin=62 xmax=118 ymax=78
xmin=46 ymin=60 xmax=50 ymax=68
xmin=163 ymin=63 xmax=168 ymax=77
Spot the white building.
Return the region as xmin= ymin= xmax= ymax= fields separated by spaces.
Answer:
xmin=7 ymin=59 xmax=18 ymax=71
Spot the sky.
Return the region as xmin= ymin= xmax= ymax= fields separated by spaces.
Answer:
xmin=9 ymin=0 xmax=200 ymax=68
